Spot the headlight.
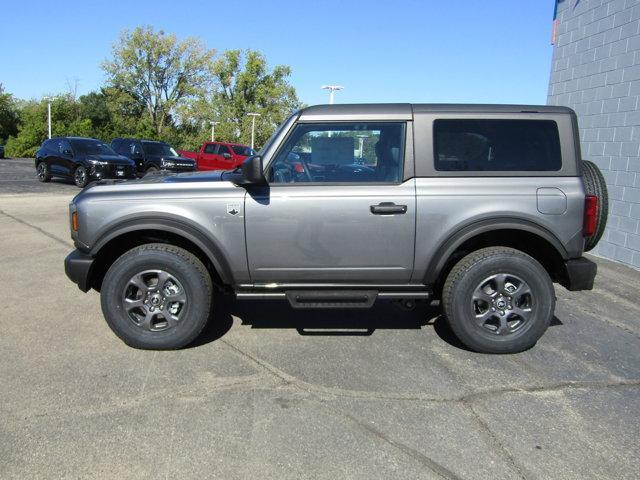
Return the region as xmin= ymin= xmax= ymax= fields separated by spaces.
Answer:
xmin=161 ymin=159 xmax=176 ymax=168
xmin=88 ymin=159 xmax=108 ymax=166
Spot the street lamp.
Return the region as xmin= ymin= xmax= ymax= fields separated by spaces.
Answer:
xmin=209 ymin=121 xmax=219 ymax=142
xmin=356 ymin=134 xmax=368 ymax=159
xmin=43 ymin=96 xmax=56 ymax=139
xmin=246 ymin=113 xmax=261 ymax=150
xmin=321 ymin=85 xmax=344 ymax=104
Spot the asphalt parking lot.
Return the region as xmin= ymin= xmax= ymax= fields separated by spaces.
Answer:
xmin=1 ymin=158 xmax=639 ymax=479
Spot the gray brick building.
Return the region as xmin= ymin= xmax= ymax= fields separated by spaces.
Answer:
xmin=548 ymin=0 xmax=640 ymax=268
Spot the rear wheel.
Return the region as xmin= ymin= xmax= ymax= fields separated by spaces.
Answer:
xmin=36 ymin=162 xmax=51 ymax=182
xmin=442 ymin=247 xmax=555 ymax=354
xmin=100 ymin=243 xmax=212 ymax=349
xmin=582 ymin=160 xmax=608 ymax=251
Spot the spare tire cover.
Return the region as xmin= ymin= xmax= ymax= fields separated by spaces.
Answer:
xmin=582 ymin=160 xmax=609 ymax=252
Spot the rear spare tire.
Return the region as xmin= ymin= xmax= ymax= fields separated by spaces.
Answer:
xmin=582 ymin=160 xmax=608 ymax=251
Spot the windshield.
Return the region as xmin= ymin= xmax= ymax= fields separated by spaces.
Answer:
xmin=258 ymin=112 xmax=298 ymax=156
xmin=142 ymin=142 xmax=178 ymax=157
xmin=70 ymin=139 xmax=117 ymax=156
xmin=231 ymin=145 xmax=255 ymax=157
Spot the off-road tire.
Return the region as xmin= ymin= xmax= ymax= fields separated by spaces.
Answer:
xmin=582 ymin=160 xmax=608 ymax=251
xmin=100 ymin=243 xmax=212 ymax=350
xmin=442 ymin=247 xmax=555 ymax=354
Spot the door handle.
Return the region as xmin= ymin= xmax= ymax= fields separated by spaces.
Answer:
xmin=370 ymin=202 xmax=407 ymax=215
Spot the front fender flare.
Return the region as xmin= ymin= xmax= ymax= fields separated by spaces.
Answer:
xmin=89 ymin=215 xmax=234 ymax=284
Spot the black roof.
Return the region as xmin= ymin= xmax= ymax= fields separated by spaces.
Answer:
xmin=112 ymin=137 xmax=168 ymax=144
xmin=298 ymin=103 xmax=574 ymax=119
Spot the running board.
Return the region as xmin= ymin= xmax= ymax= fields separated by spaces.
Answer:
xmin=235 ymin=287 xmax=431 ymax=308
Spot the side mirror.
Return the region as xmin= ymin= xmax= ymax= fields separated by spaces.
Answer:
xmin=223 ymin=152 xmax=232 ymax=159
xmin=237 ymin=155 xmax=266 ymax=185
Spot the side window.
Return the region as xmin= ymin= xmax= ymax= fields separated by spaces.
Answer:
xmin=269 ymin=122 xmax=405 ymax=184
xmin=131 ymin=142 xmax=143 ymax=157
xmin=43 ymin=140 xmax=55 ymax=153
xmin=112 ymin=141 xmax=124 ymax=155
xmin=433 ymin=119 xmax=562 ymax=172
xmin=60 ymin=140 xmax=73 ymax=156
xmin=218 ymin=145 xmax=231 ymax=155
xmin=204 ymin=143 xmax=218 ymax=154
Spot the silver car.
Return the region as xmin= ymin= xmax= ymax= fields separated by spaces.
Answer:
xmin=64 ymin=104 xmax=606 ymax=353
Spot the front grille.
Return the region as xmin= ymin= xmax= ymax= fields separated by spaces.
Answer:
xmin=94 ymin=164 xmax=135 ymax=178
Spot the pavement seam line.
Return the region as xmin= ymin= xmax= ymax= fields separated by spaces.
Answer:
xmin=220 ymin=339 xmax=640 ymax=479
xmin=219 ymin=339 xmax=462 ymax=479
xmin=461 ymin=402 xmax=530 ymax=480
xmin=216 ymin=345 xmax=640 ymax=405
xmin=0 ymin=208 xmax=73 ymax=248
xmin=560 ymin=296 xmax=640 ymax=340
xmin=318 ymin=400 xmax=465 ymax=480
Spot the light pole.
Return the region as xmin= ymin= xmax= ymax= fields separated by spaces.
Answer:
xmin=43 ymin=96 xmax=55 ymax=139
xmin=356 ymin=134 xmax=368 ymax=159
xmin=321 ymin=85 xmax=344 ymax=104
xmin=246 ymin=113 xmax=261 ymax=150
xmin=209 ymin=121 xmax=219 ymax=142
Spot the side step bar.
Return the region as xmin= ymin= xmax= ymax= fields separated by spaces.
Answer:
xmin=235 ymin=287 xmax=431 ymax=309
xmin=286 ymin=290 xmax=377 ymax=309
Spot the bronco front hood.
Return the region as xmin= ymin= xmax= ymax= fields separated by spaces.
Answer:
xmin=145 ymin=170 xmax=225 ymax=183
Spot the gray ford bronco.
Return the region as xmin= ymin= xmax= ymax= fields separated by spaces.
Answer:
xmin=64 ymin=104 xmax=607 ymax=353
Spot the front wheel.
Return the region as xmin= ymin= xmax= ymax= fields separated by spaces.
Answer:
xmin=74 ymin=166 xmax=89 ymax=188
xmin=100 ymin=244 xmax=212 ymax=349
xmin=144 ymin=166 xmax=159 ymax=176
xmin=442 ymin=247 xmax=555 ymax=354
xmin=36 ymin=162 xmax=51 ymax=182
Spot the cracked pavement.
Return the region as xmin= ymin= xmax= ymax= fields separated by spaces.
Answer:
xmin=0 ymin=161 xmax=639 ymax=479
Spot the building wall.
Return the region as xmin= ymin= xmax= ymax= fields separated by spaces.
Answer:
xmin=548 ymin=0 xmax=640 ymax=268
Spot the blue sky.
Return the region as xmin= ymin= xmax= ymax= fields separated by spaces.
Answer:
xmin=0 ymin=0 xmax=556 ymax=105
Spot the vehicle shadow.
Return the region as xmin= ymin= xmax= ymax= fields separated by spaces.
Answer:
xmin=232 ymin=298 xmax=433 ymax=336
xmin=190 ymin=294 xmax=565 ymax=350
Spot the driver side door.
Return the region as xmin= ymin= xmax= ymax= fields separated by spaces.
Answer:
xmin=244 ymin=121 xmax=416 ymax=284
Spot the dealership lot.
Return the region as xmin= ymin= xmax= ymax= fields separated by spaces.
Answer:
xmin=0 ymin=158 xmax=639 ymax=480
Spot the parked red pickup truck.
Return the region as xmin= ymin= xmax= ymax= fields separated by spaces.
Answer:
xmin=178 ymin=142 xmax=256 ymax=171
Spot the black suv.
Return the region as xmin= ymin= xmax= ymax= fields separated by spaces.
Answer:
xmin=111 ymin=138 xmax=196 ymax=176
xmin=35 ymin=137 xmax=136 ymax=188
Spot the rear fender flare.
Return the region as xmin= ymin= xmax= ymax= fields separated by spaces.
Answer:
xmin=423 ymin=217 xmax=569 ymax=284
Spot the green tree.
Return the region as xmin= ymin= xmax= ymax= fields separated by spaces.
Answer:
xmin=103 ymin=26 xmax=217 ymax=136
xmin=180 ymin=49 xmax=301 ymax=149
xmin=0 ymin=85 xmax=20 ymax=143
xmin=5 ymin=95 xmax=93 ymax=157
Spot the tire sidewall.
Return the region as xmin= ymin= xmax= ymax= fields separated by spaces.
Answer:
xmin=447 ymin=253 xmax=555 ymax=353
xmin=37 ymin=162 xmax=50 ymax=182
xmin=101 ymin=247 xmax=211 ymax=349
xmin=74 ymin=166 xmax=88 ymax=188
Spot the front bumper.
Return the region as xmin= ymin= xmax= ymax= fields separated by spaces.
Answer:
xmin=65 ymin=249 xmax=95 ymax=292
xmin=164 ymin=163 xmax=197 ymax=173
xmin=560 ymin=257 xmax=597 ymax=291
xmin=90 ymin=163 xmax=137 ymax=180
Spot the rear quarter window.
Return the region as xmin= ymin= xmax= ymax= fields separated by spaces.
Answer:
xmin=433 ymin=119 xmax=562 ymax=172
